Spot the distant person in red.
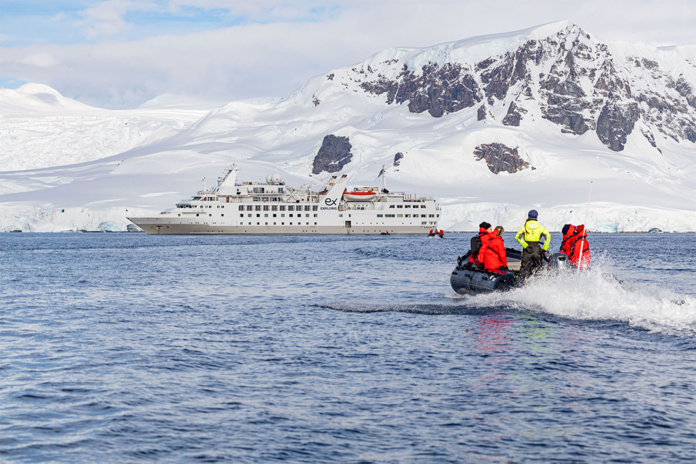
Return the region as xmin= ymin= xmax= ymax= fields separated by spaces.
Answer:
xmin=560 ymin=224 xmax=591 ymax=268
xmin=483 ymin=226 xmax=508 ymax=272
xmin=469 ymin=222 xmax=492 ymax=266
xmin=439 ymin=229 xmax=444 ymax=238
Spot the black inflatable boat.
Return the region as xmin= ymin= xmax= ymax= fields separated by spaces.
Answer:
xmin=450 ymin=248 xmax=568 ymax=295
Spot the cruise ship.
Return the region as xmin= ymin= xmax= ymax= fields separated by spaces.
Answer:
xmin=127 ymin=166 xmax=441 ymax=235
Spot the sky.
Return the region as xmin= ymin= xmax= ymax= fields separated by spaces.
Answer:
xmin=1 ymin=0 xmax=695 ymax=109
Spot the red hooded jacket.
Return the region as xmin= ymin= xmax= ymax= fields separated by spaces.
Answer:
xmin=560 ymin=224 xmax=591 ymax=268
xmin=469 ymin=227 xmax=491 ymax=265
xmin=483 ymin=230 xmax=508 ymax=271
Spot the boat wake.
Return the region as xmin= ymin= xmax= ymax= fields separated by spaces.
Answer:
xmin=450 ymin=261 xmax=696 ymax=337
xmin=318 ymin=301 xmax=514 ymax=316
xmin=320 ymin=258 xmax=696 ymax=337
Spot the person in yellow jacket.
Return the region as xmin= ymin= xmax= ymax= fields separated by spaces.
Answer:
xmin=515 ymin=209 xmax=551 ymax=278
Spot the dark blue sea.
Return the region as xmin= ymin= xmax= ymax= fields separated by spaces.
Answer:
xmin=1 ymin=232 xmax=695 ymax=463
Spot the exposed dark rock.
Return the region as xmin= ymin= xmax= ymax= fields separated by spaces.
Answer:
xmin=536 ymin=36 xmax=597 ymax=135
xmin=502 ymin=102 xmax=526 ymax=126
xmin=312 ymin=95 xmax=320 ymax=106
xmin=596 ymin=101 xmax=640 ymax=151
xmin=481 ymin=55 xmax=515 ymax=100
xmin=326 ymin=73 xmax=334 ymax=81
xmin=642 ymin=59 xmax=659 ymax=70
xmin=682 ymin=121 xmax=696 ymax=143
xmin=474 ymin=143 xmax=530 ymax=174
xmin=543 ymin=106 xmax=591 ymax=134
xmin=676 ymin=76 xmax=696 ymax=109
xmin=477 ymin=104 xmax=487 ymax=121
xmin=480 ymin=40 xmax=542 ymax=101
xmin=312 ymin=135 xmax=353 ymax=174
xmin=360 ymin=62 xmax=481 ymax=118
xmin=641 ymin=129 xmax=661 ymax=153
xmin=476 ymin=57 xmax=495 ymax=71
xmin=393 ymin=152 xmax=404 ymax=166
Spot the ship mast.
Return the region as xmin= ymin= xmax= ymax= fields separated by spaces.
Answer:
xmin=380 ymin=165 xmax=388 ymax=193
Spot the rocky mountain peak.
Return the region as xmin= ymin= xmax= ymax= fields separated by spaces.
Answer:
xmin=324 ymin=21 xmax=695 ymax=153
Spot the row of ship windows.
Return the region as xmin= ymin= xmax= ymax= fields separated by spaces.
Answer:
xmin=206 ymin=221 xmax=440 ymax=227
xmin=243 ymin=213 xmax=316 ymax=218
xmin=377 ymin=214 xmax=438 ymax=218
xmin=239 ymin=204 xmax=317 ymax=211
xmin=180 ymin=204 xmax=318 ymax=211
xmin=181 ymin=213 xmax=440 ymax=219
xmin=179 ymin=213 xmax=317 ymax=218
xmin=183 ymin=204 xmax=433 ymax=212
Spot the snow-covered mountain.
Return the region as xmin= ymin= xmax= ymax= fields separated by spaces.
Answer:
xmin=1 ymin=21 xmax=695 ymax=232
xmin=0 ymin=84 xmax=211 ymax=171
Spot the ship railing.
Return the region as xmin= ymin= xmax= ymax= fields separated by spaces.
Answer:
xmin=382 ymin=194 xmax=431 ymax=202
xmin=393 ymin=193 xmax=433 ymax=202
xmin=343 ymin=203 xmax=379 ymax=211
xmin=218 ymin=195 xmax=320 ymax=204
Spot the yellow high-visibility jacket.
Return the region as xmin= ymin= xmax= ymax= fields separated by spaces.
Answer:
xmin=516 ymin=219 xmax=551 ymax=250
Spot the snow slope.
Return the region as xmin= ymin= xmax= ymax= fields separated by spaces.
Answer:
xmin=0 ymin=84 xmax=212 ymax=171
xmin=1 ymin=22 xmax=695 ymax=233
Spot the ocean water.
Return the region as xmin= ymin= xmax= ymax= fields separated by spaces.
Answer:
xmin=1 ymin=232 xmax=695 ymax=463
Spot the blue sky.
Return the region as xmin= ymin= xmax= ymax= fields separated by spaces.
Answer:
xmin=0 ymin=1 xmax=337 ymax=46
xmin=1 ymin=0 xmax=694 ymax=108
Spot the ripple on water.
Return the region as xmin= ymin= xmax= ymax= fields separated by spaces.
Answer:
xmin=1 ymin=233 xmax=695 ymax=463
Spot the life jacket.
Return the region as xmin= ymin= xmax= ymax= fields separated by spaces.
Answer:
xmin=469 ymin=227 xmax=489 ymax=265
xmin=476 ymin=230 xmax=497 ymax=267
xmin=516 ymin=219 xmax=551 ymax=250
xmin=561 ymin=224 xmax=591 ymax=268
xmin=522 ymin=220 xmax=544 ymax=241
xmin=560 ymin=224 xmax=577 ymax=256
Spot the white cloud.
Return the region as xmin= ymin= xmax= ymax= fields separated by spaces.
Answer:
xmin=1 ymin=0 xmax=694 ymax=108
xmin=20 ymin=52 xmax=62 ymax=68
xmin=77 ymin=0 xmax=160 ymax=38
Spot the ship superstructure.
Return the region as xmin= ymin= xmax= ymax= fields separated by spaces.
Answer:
xmin=127 ymin=165 xmax=441 ymax=235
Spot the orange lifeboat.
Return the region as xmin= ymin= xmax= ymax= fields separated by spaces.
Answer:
xmin=343 ymin=189 xmax=378 ymax=201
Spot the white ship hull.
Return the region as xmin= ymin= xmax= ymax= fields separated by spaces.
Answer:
xmin=126 ymin=220 xmax=432 ymax=235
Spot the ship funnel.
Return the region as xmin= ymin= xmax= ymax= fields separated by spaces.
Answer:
xmin=215 ymin=165 xmax=239 ymax=196
xmin=320 ymin=174 xmax=347 ymax=210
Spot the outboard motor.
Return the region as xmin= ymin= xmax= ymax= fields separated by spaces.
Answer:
xmin=546 ymin=252 xmax=568 ymax=269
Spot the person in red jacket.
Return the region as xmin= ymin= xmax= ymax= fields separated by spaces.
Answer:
xmin=483 ymin=226 xmax=508 ymax=272
xmin=469 ymin=222 xmax=492 ymax=266
xmin=560 ymin=224 xmax=591 ymax=268
xmin=560 ymin=224 xmax=573 ymax=256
